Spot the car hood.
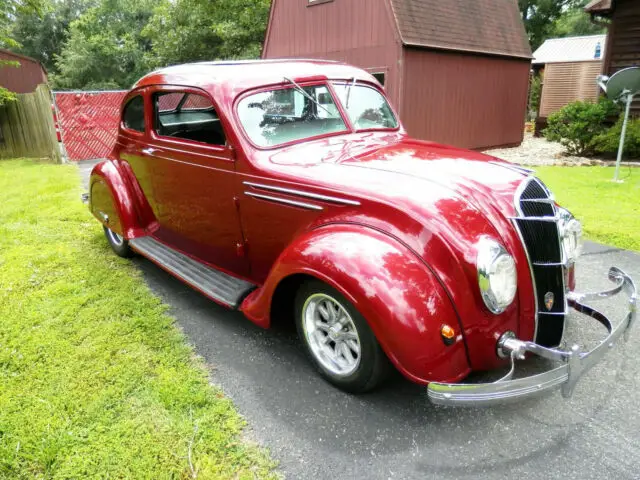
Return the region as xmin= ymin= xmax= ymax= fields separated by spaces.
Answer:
xmin=263 ymin=133 xmax=528 ymax=219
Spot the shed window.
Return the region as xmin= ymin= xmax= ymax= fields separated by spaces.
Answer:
xmin=153 ymin=92 xmax=226 ymax=146
xmin=122 ymin=96 xmax=145 ymax=133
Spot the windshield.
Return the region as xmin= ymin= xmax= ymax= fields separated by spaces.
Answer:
xmin=332 ymin=82 xmax=398 ymax=130
xmin=237 ymin=85 xmax=347 ymax=147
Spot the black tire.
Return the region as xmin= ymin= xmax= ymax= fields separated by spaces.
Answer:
xmin=295 ymin=279 xmax=391 ymax=393
xmin=103 ymin=226 xmax=133 ymax=258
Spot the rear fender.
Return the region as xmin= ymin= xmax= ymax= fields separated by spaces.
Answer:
xmin=241 ymin=224 xmax=471 ymax=385
xmin=89 ymin=160 xmax=146 ymax=238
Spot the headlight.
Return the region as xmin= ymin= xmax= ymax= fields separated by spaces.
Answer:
xmin=477 ymin=238 xmax=518 ymax=314
xmin=558 ymin=207 xmax=583 ymax=262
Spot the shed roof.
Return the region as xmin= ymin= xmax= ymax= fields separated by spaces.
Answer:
xmin=532 ymin=34 xmax=607 ymax=65
xmin=389 ymin=0 xmax=532 ymax=59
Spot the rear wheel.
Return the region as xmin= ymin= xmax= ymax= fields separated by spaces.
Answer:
xmin=103 ymin=226 xmax=133 ymax=258
xmin=295 ymin=280 xmax=391 ymax=393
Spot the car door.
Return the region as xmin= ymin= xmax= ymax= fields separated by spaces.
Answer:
xmin=141 ymin=86 xmax=248 ymax=276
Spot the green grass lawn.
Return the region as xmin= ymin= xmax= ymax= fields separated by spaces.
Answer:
xmin=0 ymin=159 xmax=277 ymax=479
xmin=535 ymin=166 xmax=640 ymax=251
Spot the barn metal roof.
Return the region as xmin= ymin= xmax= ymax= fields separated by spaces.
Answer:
xmin=389 ymin=0 xmax=532 ymax=59
xmin=532 ymin=34 xmax=607 ymax=65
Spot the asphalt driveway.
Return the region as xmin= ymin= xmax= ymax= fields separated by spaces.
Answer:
xmin=78 ymin=160 xmax=640 ymax=479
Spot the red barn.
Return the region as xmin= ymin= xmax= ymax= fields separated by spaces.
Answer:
xmin=262 ymin=0 xmax=532 ymax=150
xmin=0 ymin=49 xmax=48 ymax=94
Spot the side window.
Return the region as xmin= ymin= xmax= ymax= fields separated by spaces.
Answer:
xmin=123 ymin=96 xmax=145 ymax=133
xmin=153 ymin=91 xmax=226 ymax=146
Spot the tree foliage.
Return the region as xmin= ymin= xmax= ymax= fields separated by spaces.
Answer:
xmin=519 ymin=0 xmax=604 ymax=51
xmin=11 ymin=0 xmax=95 ymax=74
xmin=54 ymin=0 xmax=161 ymax=89
xmin=141 ymin=0 xmax=270 ymax=69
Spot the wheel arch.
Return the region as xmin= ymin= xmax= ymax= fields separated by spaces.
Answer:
xmin=241 ymin=223 xmax=471 ymax=385
xmin=88 ymin=159 xmax=146 ymax=238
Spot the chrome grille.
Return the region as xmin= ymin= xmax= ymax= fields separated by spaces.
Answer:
xmin=513 ymin=177 xmax=566 ymax=347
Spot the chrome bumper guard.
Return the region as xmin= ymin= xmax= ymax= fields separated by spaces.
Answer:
xmin=428 ymin=267 xmax=637 ymax=407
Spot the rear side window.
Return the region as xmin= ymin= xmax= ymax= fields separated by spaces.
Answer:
xmin=122 ymin=96 xmax=145 ymax=133
xmin=153 ymin=92 xmax=226 ymax=146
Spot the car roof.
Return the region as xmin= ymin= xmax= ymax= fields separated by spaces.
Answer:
xmin=132 ymin=59 xmax=377 ymax=95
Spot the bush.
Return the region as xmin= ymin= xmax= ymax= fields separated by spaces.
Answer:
xmin=593 ymin=117 xmax=640 ymax=160
xmin=543 ymin=98 xmax=619 ymax=156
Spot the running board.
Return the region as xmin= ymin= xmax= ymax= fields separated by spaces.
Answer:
xmin=129 ymin=237 xmax=255 ymax=309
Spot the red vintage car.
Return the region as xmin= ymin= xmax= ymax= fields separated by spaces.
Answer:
xmin=89 ymin=60 xmax=637 ymax=406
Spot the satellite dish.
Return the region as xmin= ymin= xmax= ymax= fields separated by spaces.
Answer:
xmin=602 ymin=67 xmax=640 ymax=101
xmin=596 ymin=67 xmax=640 ymax=182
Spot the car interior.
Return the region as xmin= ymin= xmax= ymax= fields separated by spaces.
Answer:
xmin=154 ymin=92 xmax=226 ymax=146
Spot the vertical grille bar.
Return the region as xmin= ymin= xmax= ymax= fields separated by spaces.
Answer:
xmin=513 ymin=177 xmax=567 ymax=347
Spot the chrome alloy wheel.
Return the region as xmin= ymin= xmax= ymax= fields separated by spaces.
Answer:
xmin=106 ymin=228 xmax=124 ymax=247
xmin=301 ymin=293 xmax=361 ymax=376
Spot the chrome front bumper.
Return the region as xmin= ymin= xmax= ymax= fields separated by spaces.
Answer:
xmin=428 ymin=267 xmax=637 ymax=407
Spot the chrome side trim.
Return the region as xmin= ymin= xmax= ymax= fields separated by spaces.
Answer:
xmin=428 ymin=267 xmax=637 ymax=406
xmin=244 ymin=191 xmax=323 ymax=211
xmin=243 ymin=181 xmax=361 ymax=206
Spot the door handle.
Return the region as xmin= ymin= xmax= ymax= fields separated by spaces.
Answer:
xmin=142 ymin=147 xmax=156 ymax=156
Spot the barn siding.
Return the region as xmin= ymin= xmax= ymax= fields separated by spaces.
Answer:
xmin=262 ymin=0 xmax=402 ymax=107
xmin=0 ymin=51 xmax=47 ymax=94
xmin=539 ymin=61 xmax=603 ymax=117
xmin=401 ymin=48 xmax=530 ymax=150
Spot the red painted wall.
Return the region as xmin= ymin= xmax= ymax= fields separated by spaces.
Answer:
xmin=0 ymin=50 xmax=47 ymax=94
xmin=401 ymin=48 xmax=530 ymax=149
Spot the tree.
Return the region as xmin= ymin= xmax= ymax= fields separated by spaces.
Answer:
xmin=519 ymin=0 xmax=574 ymax=50
xmin=0 ymin=0 xmax=44 ymax=104
xmin=11 ymin=0 xmax=96 ymax=74
xmin=551 ymin=1 xmax=606 ymax=38
xmin=142 ymin=0 xmax=270 ymax=69
xmin=520 ymin=0 xmax=606 ymax=51
xmin=54 ymin=0 xmax=162 ymax=89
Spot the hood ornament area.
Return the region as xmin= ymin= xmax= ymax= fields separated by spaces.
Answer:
xmin=544 ymin=292 xmax=555 ymax=311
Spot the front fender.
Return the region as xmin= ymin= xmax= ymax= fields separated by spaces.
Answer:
xmin=89 ymin=160 xmax=145 ymax=238
xmin=241 ymin=224 xmax=471 ymax=385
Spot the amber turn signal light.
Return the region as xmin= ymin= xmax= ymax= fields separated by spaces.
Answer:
xmin=440 ymin=324 xmax=456 ymax=346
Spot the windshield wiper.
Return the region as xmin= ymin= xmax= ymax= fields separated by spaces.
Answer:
xmin=345 ymin=77 xmax=357 ymax=108
xmin=283 ymin=76 xmax=333 ymax=116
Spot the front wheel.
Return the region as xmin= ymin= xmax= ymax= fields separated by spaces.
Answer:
xmin=103 ymin=226 xmax=133 ymax=258
xmin=295 ymin=280 xmax=391 ymax=393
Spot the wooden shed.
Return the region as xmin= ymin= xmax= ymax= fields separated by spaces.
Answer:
xmin=0 ymin=49 xmax=48 ymax=94
xmin=586 ymin=0 xmax=640 ymax=113
xmin=532 ymin=35 xmax=605 ymax=131
xmin=262 ymin=0 xmax=532 ymax=150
